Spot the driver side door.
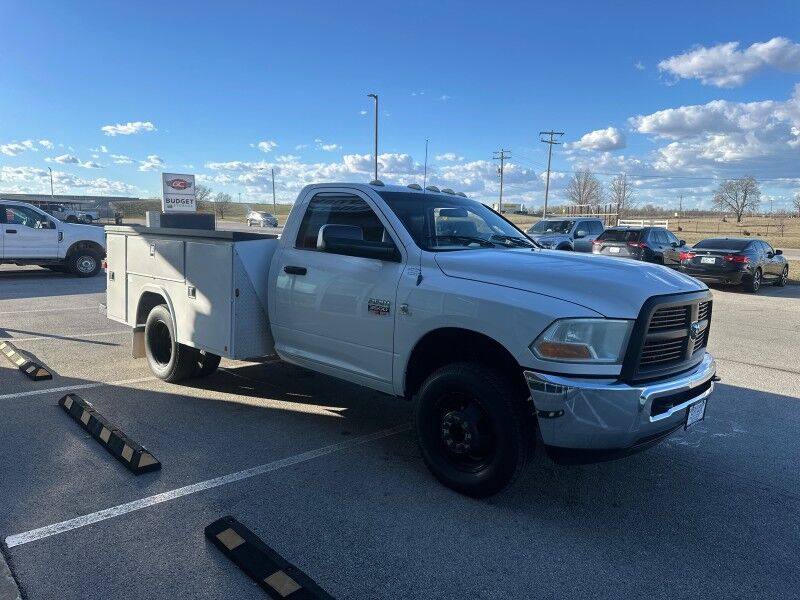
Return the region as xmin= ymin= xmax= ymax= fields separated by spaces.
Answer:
xmin=0 ymin=205 xmax=59 ymax=258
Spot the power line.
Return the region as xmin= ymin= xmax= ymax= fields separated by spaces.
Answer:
xmin=540 ymin=130 xmax=564 ymax=218
xmin=493 ymin=149 xmax=511 ymax=212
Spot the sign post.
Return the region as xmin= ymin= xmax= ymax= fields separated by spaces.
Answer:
xmin=161 ymin=173 xmax=197 ymax=213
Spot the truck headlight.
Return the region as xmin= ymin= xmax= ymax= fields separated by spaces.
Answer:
xmin=530 ymin=319 xmax=633 ymax=364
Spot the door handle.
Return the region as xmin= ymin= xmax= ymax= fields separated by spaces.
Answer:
xmin=284 ymin=265 xmax=307 ymax=275
xmin=6 ymin=229 xmax=17 ymax=234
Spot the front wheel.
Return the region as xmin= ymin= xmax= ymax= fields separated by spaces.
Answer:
xmin=144 ymin=304 xmax=198 ymax=382
xmin=414 ymin=362 xmax=531 ymax=497
xmin=776 ymin=266 xmax=788 ymax=287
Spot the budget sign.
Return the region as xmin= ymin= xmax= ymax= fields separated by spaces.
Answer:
xmin=161 ymin=173 xmax=197 ymax=213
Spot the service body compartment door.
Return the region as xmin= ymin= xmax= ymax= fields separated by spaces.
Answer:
xmin=184 ymin=241 xmax=232 ymax=355
xmin=106 ymin=233 xmax=128 ymax=321
xmin=127 ymin=237 xmax=185 ymax=281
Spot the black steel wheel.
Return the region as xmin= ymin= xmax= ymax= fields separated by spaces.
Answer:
xmin=414 ymin=362 xmax=530 ymax=497
xmin=144 ymin=304 xmax=198 ymax=382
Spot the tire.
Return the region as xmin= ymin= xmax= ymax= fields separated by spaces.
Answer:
xmin=776 ymin=266 xmax=788 ymax=287
xmin=82 ymin=215 xmax=93 ymax=224
xmin=413 ymin=362 xmax=531 ymax=497
xmin=742 ymin=268 xmax=762 ymax=293
xmin=556 ymin=244 xmax=572 ymax=251
xmin=196 ymin=351 xmax=221 ymax=377
xmin=144 ymin=304 xmax=198 ymax=382
xmin=65 ymin=215 xmax=78 ymax=223
xmin=67 ymin=248 xmax=101 ymax=277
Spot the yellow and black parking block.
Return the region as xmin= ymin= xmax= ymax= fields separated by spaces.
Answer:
xmin=0 ymin=340 xmax=52 ymax=381
xmin=205 ymin=516 xmax=335 ymax=599
xmin=58 ymin=393 xmax=161 ymax=475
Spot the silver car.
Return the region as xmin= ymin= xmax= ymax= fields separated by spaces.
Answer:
xmin=246 ymin=210 xmax=278 ymax=228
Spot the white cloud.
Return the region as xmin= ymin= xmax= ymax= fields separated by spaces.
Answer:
xmin=39 ymin=139 xmax=54 ymax=150
xmin=206 ymin=161 xmax=253 ymax=171
xmin=53 ymin=154 xmax=80 ymax=164
xmin=295 ymin=144 xmax=308 ymax=150
xmin=1 ymin=140 xmax=38 ymax=156
xmin=634 ymin=61 xmax=645 ymax=71
xmin=0 ymin=165 xmax=136 ymax=196
xmin=320 ymin=143 xmax=340 ymax=151
xmin=100 ymin=145 xmax=108 ymax=153
xmin=138 ymin=154 xmax=165 ymax=171
xmin=570 ymin=127 xmax=627 ymax=151
xmin=439 ymin=95 xmax=451 ymax=101
xmin=359 ymin=110 xmax=368 ymax=115
xmin=101 ymin=121 xmax=156 ymax=136
xmin=435 ymin=153 xmax=463 ymax=162
xmin=81 ymin=161 xmax=102 ymax=169
xmin=257 ymin=140 xmax=278 ymax=153
xmin=276 ymin=154 xmax=300 ymax=163
xmin=658 ymin=37 xmax=800 ymax=87
xmin=110 ymin=154 xmax=134 ymax=164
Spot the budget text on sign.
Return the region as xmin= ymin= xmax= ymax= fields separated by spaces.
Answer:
xmin=161 ymin=173 xmax=197 ymax=213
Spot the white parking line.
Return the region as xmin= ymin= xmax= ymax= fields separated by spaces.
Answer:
xmin=0 ymin=376 xmax=156 ymax=401
xmin=4 ymin=423 xmax=411 ymax=548
xmin=0 ymin=306 xmax=99 ymax=316
xmin=2 ymin=331 xmax=128 ymax=343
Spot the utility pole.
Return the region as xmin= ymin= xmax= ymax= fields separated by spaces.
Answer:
xmin=47 ymin=167 xmax=54 ymax=199
xmin=493 ymin=149 xmax=511 ymax=212
xmin=423 ymin=139 xmax=429 ymax=190
xmin=367 ymin=93 xmax=379 ymax=181
xmin=271 ymin=168 xmax=276 ymax=213
xmin=540 ymin=130 xmax=564 ymax=218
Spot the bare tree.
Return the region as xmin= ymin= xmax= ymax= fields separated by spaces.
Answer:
xmin=609 ymin=174 xmax=637 ymax=219
xmin=195 ymin=184 xmax=213 ymax=203
xmin=712 ymin=176 xmax=761 ymax=223
xmin=214 ymin=192 xmax=232 ymax=219
xmin=793 ymin=192 xmax=800 ymax=217
xmin=567 ymin=169 xmax=603 ymax=207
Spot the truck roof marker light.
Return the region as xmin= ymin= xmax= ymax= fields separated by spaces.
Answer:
xmin=369 ymin=179 xmax=385 ymax=186
xmin=455 ymin=192 xmax=468 ymax=197
xmin=407 ymin=183 xmax=423 ymax=190
xmin=441 ymin=188 xmax=456 ymax=195
xmin=425 ymin=186 xmax=440 ymax=193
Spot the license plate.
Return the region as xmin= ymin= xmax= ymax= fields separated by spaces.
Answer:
xmin=609 ymin=247 xmax=620 ymax=253
xmin=685 ymin=398 xmax=707 ymax=429
xmin=700 ymin=257 xmax=716 ymax=264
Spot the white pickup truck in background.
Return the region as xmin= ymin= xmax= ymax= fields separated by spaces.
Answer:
xmin=105 ymin=182 xmax=717 ymax=497
xmin=0 ymin=200 xmax=106 ymax=276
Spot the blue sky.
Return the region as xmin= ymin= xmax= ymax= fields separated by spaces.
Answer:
xmin=1 ymin=0 xmax=799 ymax=209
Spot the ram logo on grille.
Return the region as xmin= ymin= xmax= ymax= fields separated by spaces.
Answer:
xmin=689 ymin=321 xmax=701 ymax=340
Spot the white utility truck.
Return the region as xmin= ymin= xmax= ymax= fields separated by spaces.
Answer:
xmin=1 ymin=200 xmax=106 ymax=276
xmin=105 ymin=182 xmax=717 ymax=496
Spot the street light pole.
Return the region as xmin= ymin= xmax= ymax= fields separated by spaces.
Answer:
xmin=271 ymin=168 xmax=276 ymax=213
xmin=47 ymin=167 xmax=54 ymax=199
xmin=367 ymin=93 xmax=378 ymax=181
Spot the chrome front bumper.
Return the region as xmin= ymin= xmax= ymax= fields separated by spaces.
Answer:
xmin=525 ymin=353 xmax=716 ymax=456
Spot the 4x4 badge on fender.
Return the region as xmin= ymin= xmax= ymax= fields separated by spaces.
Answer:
xmin=689 ymin=320 xmax=701 ymax=340
xmin=368 ymin=298 xmax=390 ymax=316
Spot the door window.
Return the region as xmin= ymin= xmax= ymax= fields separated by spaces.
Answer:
xmin=589 ymin=221 xmax=603 ymax=235
xmin=295 ymin=193 xmax=388 ymax=251
xmin=664 ymin=230 xmax=680 ymax=245
xmin=4 ymin=206 xmax=54 ymax=229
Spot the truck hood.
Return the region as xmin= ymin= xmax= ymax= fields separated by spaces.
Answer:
xmin=434 ymin=249 xmax=706 ymax=318
xmin=61 ymin=222 xmax=106 ymax=248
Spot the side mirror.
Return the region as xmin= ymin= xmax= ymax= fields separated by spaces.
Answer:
xmin=575 ymin=230 xmax=587 ymax=239
xmin=679 ymin=240 xmax=686 ymax=246
xmin=775 ymin=249 xmax=783 ymax=255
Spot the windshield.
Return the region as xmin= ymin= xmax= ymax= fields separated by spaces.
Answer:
xmin=529 ymin=219 xmax=575 ymax=234
xmin=379 ymin=191 xmax=534 ymax=251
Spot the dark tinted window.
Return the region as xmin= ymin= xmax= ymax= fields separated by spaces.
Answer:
xmin=693 ymin=238 xmax=752 ymax=251
xmin=763 ymin=241 xmax=775 ymax=254
xmin=664 ymin=230 xmax=680 ymax=245
xmin=599 ymin=229 xmax=642 ymax=242
xmin=590 ymin=220 xmax=604 ymax=235
xmin=295 ymin=193 xmax=385 ymax=249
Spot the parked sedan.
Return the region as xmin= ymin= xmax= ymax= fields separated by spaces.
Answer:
xmin=525 ymin=217 xmax=604 ymax=252
xmin=246 ymin=210 xmax=278 ymax=227
xmin=679 ymin=237 xmax=788 ymax=293
xmin=591 ymin=226 xmax=690 ymax=267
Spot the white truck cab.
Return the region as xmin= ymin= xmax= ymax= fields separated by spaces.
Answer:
xmin=105 ymin=182 xmax=717 ymax=496
xmin=0 ymin=200 xmax=106 ymax=276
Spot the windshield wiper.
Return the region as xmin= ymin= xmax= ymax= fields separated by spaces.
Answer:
xmin=431 ymin=235 xmax=496 ymax=247
xmin=489 ymin=234 xmax=536 ymax=248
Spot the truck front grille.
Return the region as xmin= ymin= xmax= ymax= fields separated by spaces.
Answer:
xmin=626 ymin=293 xmax=713 ymax=381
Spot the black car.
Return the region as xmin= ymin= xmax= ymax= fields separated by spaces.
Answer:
xmin=679 ymin=237 xmax=789 ymax=293
xmin=591 ymin=226 xmax=690 ymax=267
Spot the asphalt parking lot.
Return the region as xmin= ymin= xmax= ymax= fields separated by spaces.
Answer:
xmin=1 ymin=265 xmax=799 ymax=600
